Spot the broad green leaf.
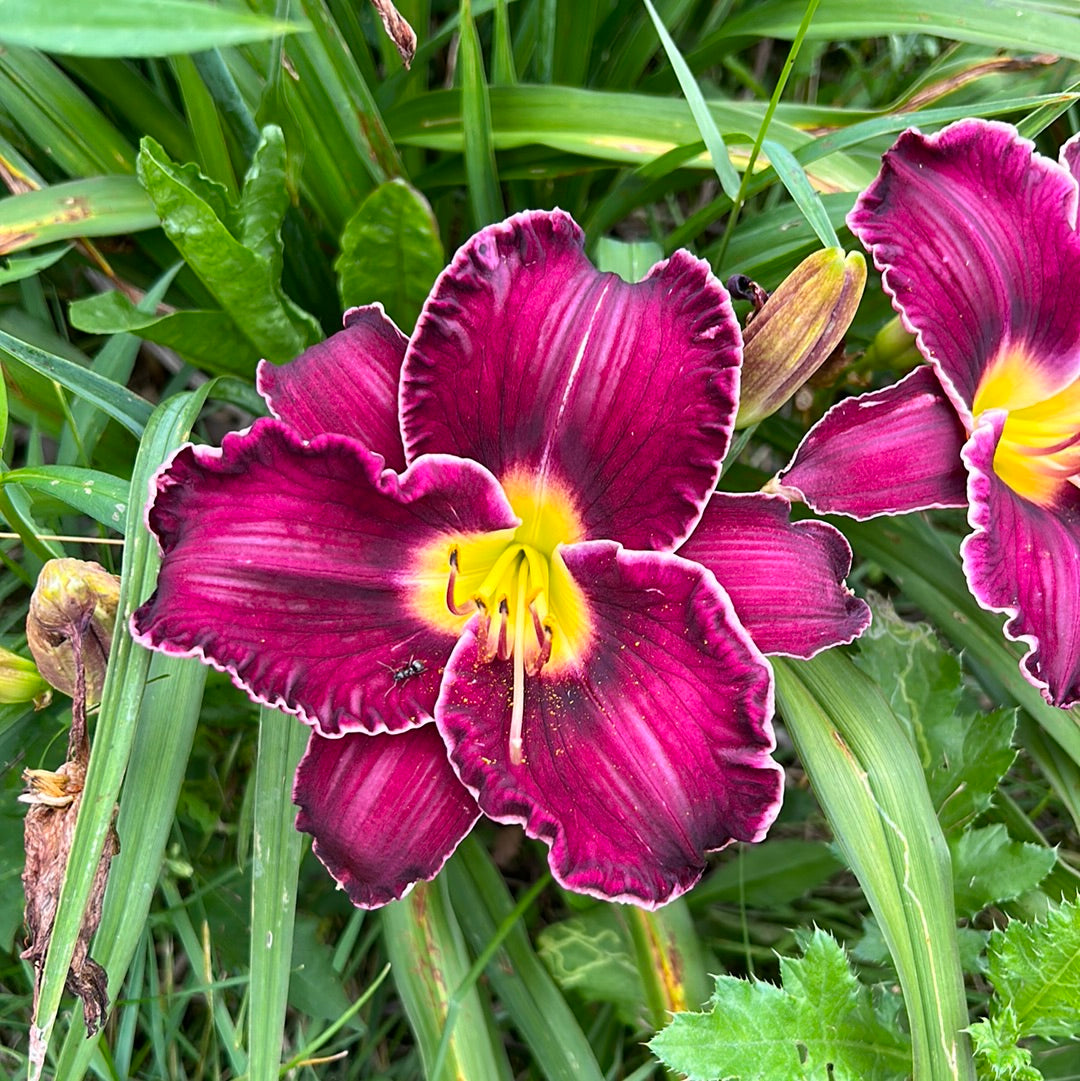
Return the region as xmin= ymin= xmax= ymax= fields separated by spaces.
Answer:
xmin=69 ymin=292 xmax=260 ymax=377
xmin=0 ymin=178 xmax=156 ymax=256
xmin=1 ymin=466 xmax=127 ymax=531
xmin=949 ymin=826 xmax=1056 ymax=918
xmin=136 ymin=130 xmax=321 ymax=364
xmin=987 ymin=897 xmax=1080 ymax=1040
xmin=0 ymin=0 xmax=303 ymax=57
xmin=335 ymin=179 xmax=444 ymax=331
xmin=853 ymin=600 xmax=1017 ymax=832
xmin=286 ymin=915 xmax=353 ymax=1021
xmin=0 ymin=245 xmax=70 ymax=284
xmin=651 ymin=929 xmax=911 ymax=1081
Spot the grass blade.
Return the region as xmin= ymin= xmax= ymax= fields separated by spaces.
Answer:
xmin=459 ymin=0 xmax=504 ymax=227
xmin=247 ymin=708 xmax=307 ymax=1081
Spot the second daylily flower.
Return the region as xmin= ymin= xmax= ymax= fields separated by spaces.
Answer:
xmin=774 ymin=120 xmax=1080 ymax=709
xmin=133 ymin=210 xmax=868 ymax=908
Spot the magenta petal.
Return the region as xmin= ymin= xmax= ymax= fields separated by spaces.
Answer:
xmin=848 ymin=120 xmax=1080 ymax=406
xmin=401 ymin=209 xmax=741 ymax=551
xmin=777 ymin=366 xmax=968 ymax=519
xmin=131 ymin=419 xmax=517 ymax=735
xmin=257 ymin=304 xmax=408 ymax=470
xmin=436 ymin=541 xmax=781 ymax=908
xmin=962 ymin=412 xmax=1080 ymax=708
xmin=294 ymin=725 xmax=480 ymax=908
xmin=678 ymin=492 xmax=870 ymax=657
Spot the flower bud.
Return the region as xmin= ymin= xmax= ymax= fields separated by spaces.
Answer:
xmin=0 ymin=646 xmax=51 ymax=708
xmin=25 ymin=559 xmax=120 ymax=705
xmin=734 ymin=248 xmax=867 ymax=428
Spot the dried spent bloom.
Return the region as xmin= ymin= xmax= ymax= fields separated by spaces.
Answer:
xmin=21 ymin=560 xmax=120 ymax=1037
xmin=132 ymin=210 xmax=868 ymax=908
xmin=26 ymin=558 xmax=119 ymax=705
xmin=772 ymin=119 xmax=1080 ymax=708
xmin=734 ymin=247 xmax=867 ymax=428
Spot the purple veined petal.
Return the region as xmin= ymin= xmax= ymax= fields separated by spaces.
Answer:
xmin=400 ymin=209 xmax=741 ymax=552
xmin=774 ymin=366 xmax=969 ymax=520
xmin=436 ymin=540 xmax=781 ymax=909
xmin=848 ymin=119 xmax=1080 ymax=410
xmin=961 ymin=411 xmax=1080 ymax=708
xmin=678 ymin=492 xmax=870 ymax=658
xmin=294 ymin=725 xmax=481 ymax=908
xmin=257 ymin=304 xmax=409 ymax=471
xmin=131 ymin=418 xmax=518 ymax=735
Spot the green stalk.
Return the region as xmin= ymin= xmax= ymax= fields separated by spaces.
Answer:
xmin=775 ymin=650 xmax=975 ymax=1081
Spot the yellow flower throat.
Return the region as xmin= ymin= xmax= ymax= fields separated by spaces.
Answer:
xmin=412 ymin=468 xmax=592 ymax=765
xmin=973 ymin=347 xmax=1080 ymax=507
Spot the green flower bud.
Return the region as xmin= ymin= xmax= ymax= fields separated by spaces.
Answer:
xmin=0 ymin=646 xmax=51 ymax=708
xmin=25 ymin=559 xmax=120 ymax=706
xmin=734 ymin=248 xmax=867 ymax=428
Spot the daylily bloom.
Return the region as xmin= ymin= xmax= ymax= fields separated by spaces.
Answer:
xmin=773 ymin=120 xmax=1080 ymax=709
xmin=132 ymin=210 xmax=868 ymax=908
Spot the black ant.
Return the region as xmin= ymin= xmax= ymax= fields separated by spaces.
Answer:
xmin=381 ymin=657 xmax=426 ymax=696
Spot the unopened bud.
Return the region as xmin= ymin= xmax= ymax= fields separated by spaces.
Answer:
xmin=734 ymin=248 xmax=866 ymax=428
xmin=0 ymin=647 xmax=51 ymax=709
xmin=25 ymin=559 xmax=120 ymax=705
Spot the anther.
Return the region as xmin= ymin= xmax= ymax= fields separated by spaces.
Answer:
xmin=445 ymin=549 xmax=473 ymax=616
xmin=496 ymin=598 xmax=511 ymax=660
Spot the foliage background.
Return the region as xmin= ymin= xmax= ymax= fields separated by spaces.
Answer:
xmin=0 ymin=1 xmax=1079 ymax=1079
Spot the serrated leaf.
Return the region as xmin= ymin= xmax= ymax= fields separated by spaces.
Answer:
xmin=854 ymin=599 xmax=1016 ymax=832
xmin=950 ymin=826 xmax=1055 ymax=918
xmin=69 ymin=292 xmax=259 ymax=377
xmin=650 ymin=929 xmax=911 ymax=1081
xmin=969 ymin=1009 xmax=1044 ymax=1081
xmin=987 ymin=898 xmax=1080 ymax=1040
xmin=537 ymin=908 xmax=644 ymax=1028
xmin=136 ymin=130 xmax=320 ymax=364
xmin=335 ymin=179 xmax=444 ymax=332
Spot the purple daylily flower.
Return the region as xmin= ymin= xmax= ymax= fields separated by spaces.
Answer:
xmin=132 ymin=210 xmax=869 ymax=908
xmin=775 ymin=120 xmax=1080 ymax=709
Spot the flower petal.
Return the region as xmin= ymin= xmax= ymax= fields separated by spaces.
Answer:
xmin=678 ymin=492 xmax=870 ymax=657
xmin=436 ymin=541 xmax=781 ymax=908
xmin=131 ymin=419 xmax=517 ymax=735
xmin=257 ymin=304 xmax=408 ymax=470
xmin=961 ymin=411 xmax=1080 ymax=708
xmin=294 ymin=725 xmax=480 ymax=908
xmin=848 ymin=120 xmax=1080 ymax=409
xmin=1061 ymin=132 xmax=1080 ymax=218
xmin=401 ymin=209 xmax=741 ymax=551
xmin=775 ymin=366 xmax=968 ymax=520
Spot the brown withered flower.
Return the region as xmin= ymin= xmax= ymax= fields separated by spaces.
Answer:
xmin=20 ymin=558 xmax=121 ymax=1036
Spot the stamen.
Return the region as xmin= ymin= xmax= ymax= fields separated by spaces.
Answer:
xmin=508 ymin=564 xmax=529 ymax=766
xmin=526 ymin=626 xmax=553 ymax=676
xmin=475 ymin=599 xmax=495 ymax=662
xmin=496 ymin=598 xmax=511 ymax=660
xmin=445 ymin=550 xmax=474 ymax=616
